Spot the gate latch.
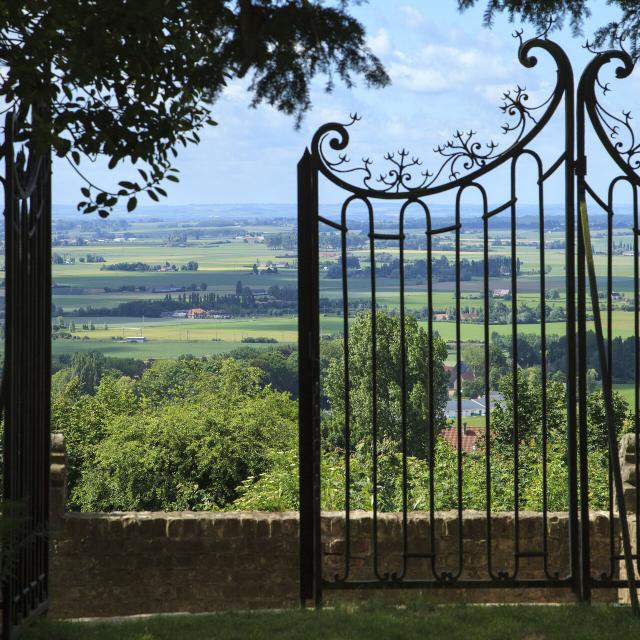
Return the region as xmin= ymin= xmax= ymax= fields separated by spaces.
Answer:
xmin=574 ymin=156 xmax=587 ymax=176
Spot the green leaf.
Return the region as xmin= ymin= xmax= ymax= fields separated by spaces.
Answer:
xmin=127 ymin=196 xmax=138 ymax=212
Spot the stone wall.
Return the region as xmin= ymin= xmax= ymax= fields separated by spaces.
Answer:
xmin=619 ymin=433 xmax=640 ymax=603
xmin=621 ymin=432 xmax=638 ymax=515
xmin=48 ymin=434 xmax=628 ymax=618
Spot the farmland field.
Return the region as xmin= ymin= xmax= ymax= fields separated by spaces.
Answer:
xmin=36 ymin=206 xmax=639 ymax=362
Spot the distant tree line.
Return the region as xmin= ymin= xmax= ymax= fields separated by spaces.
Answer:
xmin=53 ymin=252 xmax=105 ymax=264
xmin=408 ymin=299 xmax=566 ymax=325
xmin=100 ymin=260 xmax=199 ymax=272
xmin=460 ymin=331 xmax=640 ymax=396
xmin=70 ymin=285 xmax=299 ymax=318
xmin=325 ymin=255 xmax=520 ymax=281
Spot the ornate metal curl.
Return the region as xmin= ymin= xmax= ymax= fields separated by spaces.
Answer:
xmin=310 ymin=35 xmax=570 ymax=198
xmin=579 ymin=38 xmax=639 ymax=182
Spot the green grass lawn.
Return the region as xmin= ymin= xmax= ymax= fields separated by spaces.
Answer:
xmin=614 ymin=384 xmax=637 ymax=406
xmin=23 ymin=603 xmax=640 ymax=640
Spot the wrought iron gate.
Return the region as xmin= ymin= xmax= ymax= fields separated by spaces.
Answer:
xmin=0 ymin=110 xmax=52 ymax=636
xmin=298 ymin=32 xmax=640 ymax=607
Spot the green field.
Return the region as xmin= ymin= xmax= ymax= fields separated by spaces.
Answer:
xmin=614 ymin=384 xmax=637 ymax=406
xmin=45 ymin=212 xmax=640 ymax=360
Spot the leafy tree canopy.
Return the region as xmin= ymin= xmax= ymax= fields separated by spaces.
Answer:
xmin=53 ymin=358 xmax=297 ymax=511
xmin=324 ymin=310 xmax=449 ymax=459
xmin=491 ymin=366 xmax=631 ymax=451
xmin=0 ymin=1 xmax=388 ymax=216
xmin=458 ymin=0 xmax=640 ymax=56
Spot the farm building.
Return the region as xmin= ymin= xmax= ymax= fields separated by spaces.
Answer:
xmin=445 ymin=393 xmax=504 ymax=419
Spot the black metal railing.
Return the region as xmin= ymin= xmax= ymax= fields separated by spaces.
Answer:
xmin=298 ymin=32 xmax=639 ymax=608
xmin=0 ymin=110 xmax=52 ymax=637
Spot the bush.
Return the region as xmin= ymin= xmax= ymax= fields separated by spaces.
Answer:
xmin=54 ymin=359 xmax=297 ymax=511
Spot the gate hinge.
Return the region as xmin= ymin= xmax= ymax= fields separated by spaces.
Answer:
xmin=573 ymin=156 xmax=587 ymax=177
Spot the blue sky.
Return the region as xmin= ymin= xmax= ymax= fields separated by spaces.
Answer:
xmin=52 ymin=1 xmax=636 ymax=209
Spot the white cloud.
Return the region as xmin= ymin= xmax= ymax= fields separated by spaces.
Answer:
xmin=368 ymin=28 xmax=391 ymax=57
xmin=400 ymin=5 xmax=425 ymax=27
xmin=388 ymin=43 xmax=519 ymax=93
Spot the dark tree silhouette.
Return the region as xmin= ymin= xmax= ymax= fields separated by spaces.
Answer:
xmin=459 ymin=1 xmax=640 ymax=55
xmin=0 ymin=1 xmax=389 ymax=216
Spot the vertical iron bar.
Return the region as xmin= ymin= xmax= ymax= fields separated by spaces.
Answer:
xmin=298 ymin=149 xmax=321 ymax=606
xmin=536 ymin=155 xmax=552 ymax=579
xmin=575 ymin=87 xmax=592 ymax=602
xmin=426 ymin=207 xmax=437 ymax=580
xmin=398 ymin=203 xmax=408 ymax=580
xmin=563 ymin=64 xmax=580 ymax=600
xmin=41 ymin=137 xmax=52 ymax=609
xmin=579 ymin=200 xmax=639 ymax=612
xmin=454 ymin=190 xmax=464 ymax=579
xmin=339 ymin=200 xmax=352 ymax=582
xmin=367 ymin=200 xmax=385 ymax=581
xmin=634 ymin=186 xmax=640 ymax=575
xmin=510 ymin=159 xmax=521 ymax=578
xmin=482 ymin=192 xmax=497 ymax=579
xmin=605 ymin=181 xmax=618 ymax=580
xmin=576 ymin=157 xmax=592 ymax=604
xmin=2 ymin=112 xmax=16 ymax=640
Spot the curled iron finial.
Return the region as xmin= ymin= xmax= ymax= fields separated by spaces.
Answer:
xmin=580 ymin=41 xmax=640 ymax=181
xmin=310 ymin=33 xmax=569 ymax=198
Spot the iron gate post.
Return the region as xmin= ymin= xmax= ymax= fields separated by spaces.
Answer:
xmin=2 ymin=110 xmax=52 ymax=638
xmin=574 ymin=89 xmax=592 ymax=602
xmin=576 ymin=53 xmax=640 ymax=612
xmin=560 ymin=60 xmax=582 ymax=603
xmin=298 ymin=149 xmax=322 ymax=607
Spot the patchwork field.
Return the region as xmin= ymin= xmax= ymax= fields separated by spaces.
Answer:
xmin=44 ymin=209 xmax=639 ymax=361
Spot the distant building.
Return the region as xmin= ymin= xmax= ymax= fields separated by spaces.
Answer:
xmin=187 ymin=308 xmax=207 ymax=319
xmin=445 ymin=397 xmax=485 ymax=418
xmin=445 ymin=393 xmax=504 ymax=418
xmin=440 ymin=425 xmax=479 ymax=453
xmin=152 ymin=287 xmax=182 ymax=293
xmin=492 ymin=288 xmax=510 ymax=298
xmin=123 ymin=336 xmax=146 ymax=343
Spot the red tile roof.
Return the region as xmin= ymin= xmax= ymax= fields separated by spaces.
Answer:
xmin=440 ymin=427 xmax=479 ymax=453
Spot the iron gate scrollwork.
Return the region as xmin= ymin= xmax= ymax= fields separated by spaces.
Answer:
xmin=298 ymin=32 xmax=640 ymax=607
xmin=0 ymin=109 xmax=52 ymax=637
